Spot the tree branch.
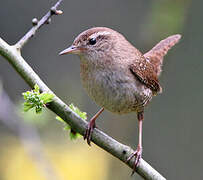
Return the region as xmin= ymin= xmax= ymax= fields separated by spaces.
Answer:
xmin=0 ymin=1 xmax=166 ymax=180
xmin=15 ymin=0 xmax=63 ymax=50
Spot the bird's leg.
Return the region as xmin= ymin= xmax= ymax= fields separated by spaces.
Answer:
xmin=84 ymin=108 xmax=104 ymax=146
xmin=126 ymin=111 xmax=144 ymax=175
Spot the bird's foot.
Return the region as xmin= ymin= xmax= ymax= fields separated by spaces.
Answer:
xmin=126 ymin=146 xmax=142 ymax=176
xmin=83 ymin=108 xmax=104 ymax=146
xmin=84 ymin=120 xmax=96 ymax=146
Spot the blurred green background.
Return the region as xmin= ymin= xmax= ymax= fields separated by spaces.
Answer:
xmin=0 ymin=0 xmax=202 ymax=179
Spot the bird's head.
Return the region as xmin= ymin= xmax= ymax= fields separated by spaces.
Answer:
xmin=59 ymin=27 xmax=128 ymax=64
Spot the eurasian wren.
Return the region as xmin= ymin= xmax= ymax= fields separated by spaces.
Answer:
xmin=59 ymin=27 xmax=181 ymax=173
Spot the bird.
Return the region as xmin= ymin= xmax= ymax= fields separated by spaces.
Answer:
xmin=59 ymin=27 xmax=181 ymax=173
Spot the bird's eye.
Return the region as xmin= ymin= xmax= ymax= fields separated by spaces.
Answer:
xmin=89 ymin=38 xmax=96 ymax=45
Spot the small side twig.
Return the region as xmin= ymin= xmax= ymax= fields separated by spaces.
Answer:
xmin=15 ymin=0 xmax=63 ymax=51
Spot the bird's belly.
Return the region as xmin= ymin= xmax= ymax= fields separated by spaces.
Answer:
xmin=81 ymin=70 xmax=153 ymax=114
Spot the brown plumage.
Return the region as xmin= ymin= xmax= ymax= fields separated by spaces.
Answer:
xmin=130 ymin=34 xmax=181 ymax=94
xmin=144 ymin=34 xmax=181 ymax=76
xmin=59 ymin=27 xmax=181 ymax=174
xmin=129 ymin=60 xmax=161 ymax=94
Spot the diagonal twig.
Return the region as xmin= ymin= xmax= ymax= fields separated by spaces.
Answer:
xmin=15 ymin=0 xmax=63 ymax=51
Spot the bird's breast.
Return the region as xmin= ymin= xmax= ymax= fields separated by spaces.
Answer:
xmin=80 ymin=62 xmax=153 ymax=114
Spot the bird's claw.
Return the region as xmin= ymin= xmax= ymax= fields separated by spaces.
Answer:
xmin=126 ymin=146 xmax=142 ymax=176
xmin=84 ymin=122 xmax=95 ymax=146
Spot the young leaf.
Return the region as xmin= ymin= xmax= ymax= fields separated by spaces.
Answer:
xmin=23 ymin=102 xmax=35 ymax=112
xmin=56 ymin=103 xmax=86 ymax=140
xmin=69 ymin=130 xmax=82 ymax=140
xmin=56 ymin=116 xmax=66 ymax=123
xmin=69 ymin=103 xmax=87 ymax=120
xmin=40 ymin=93 xmax=54 ymax=104
xmin=22 ymin=84 xmax=54 ymax=114
xmin=34 ymin=84 xmax=40 ymax=92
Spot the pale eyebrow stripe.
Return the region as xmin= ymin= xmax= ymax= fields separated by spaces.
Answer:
xmin=89 ymin=31 xmax=111 ymax=39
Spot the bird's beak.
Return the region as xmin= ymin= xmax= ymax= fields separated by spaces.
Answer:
xmin=59 ymin=45 xmax=80 ymax=55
